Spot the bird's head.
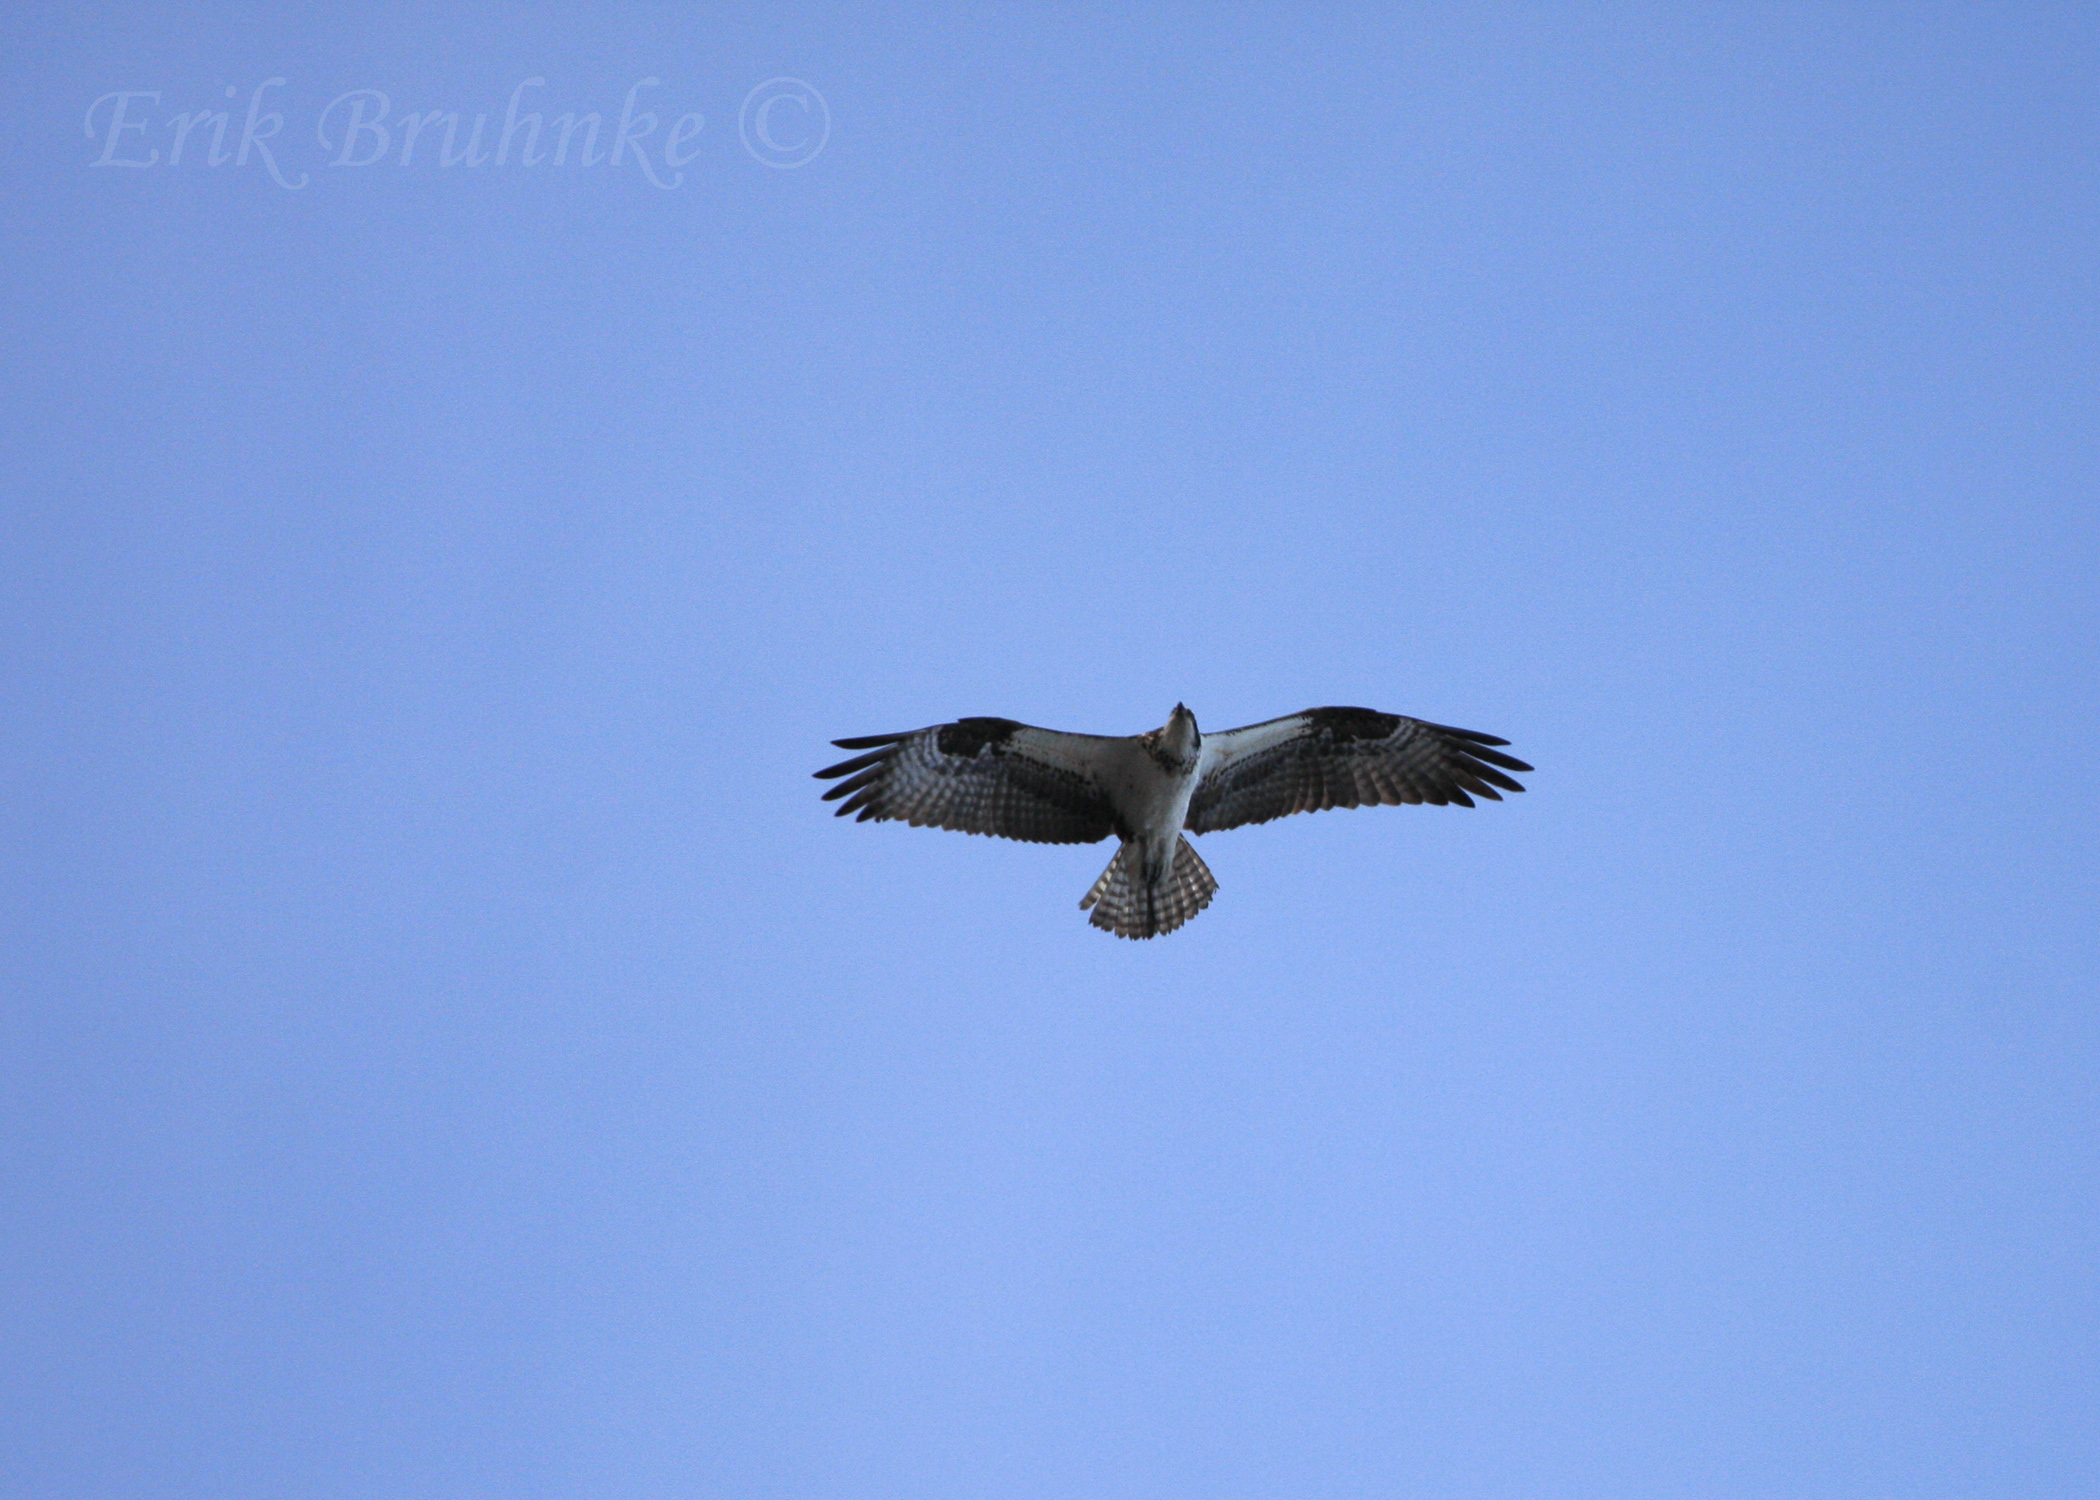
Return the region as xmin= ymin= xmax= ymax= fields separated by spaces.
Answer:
xmin=1156 ymin=703 xmax=1201 ymax=766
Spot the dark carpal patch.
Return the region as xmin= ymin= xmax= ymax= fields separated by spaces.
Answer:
xmin=936 ymin=716 xmax=1024 ymax=758
xmin=1305 ymin=707 xmax=1401 ymax=743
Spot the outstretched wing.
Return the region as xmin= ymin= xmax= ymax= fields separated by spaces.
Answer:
xmin=1185 ymin=707 xmax=1531 ymax=834
xmin=815 ymin=717 xmax=1119 ymax=844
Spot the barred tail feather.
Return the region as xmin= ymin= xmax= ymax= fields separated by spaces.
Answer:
xmin=1079 ymin=836 xmax=1217 ymax=940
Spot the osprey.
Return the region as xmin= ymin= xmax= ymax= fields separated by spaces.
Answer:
xmin=815 ymin=705 xmax=1531 ymax=939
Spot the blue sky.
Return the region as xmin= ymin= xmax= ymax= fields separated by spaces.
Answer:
xmin=5 ymin=6 xmax=2095 ymax=1497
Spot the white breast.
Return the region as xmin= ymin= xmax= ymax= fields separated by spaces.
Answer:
xmin=1096 ymin=738 xmax=1199 ymax=842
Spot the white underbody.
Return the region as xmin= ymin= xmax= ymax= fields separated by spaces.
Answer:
xmin=1091 ymin=724 xmax=1210 ymax=884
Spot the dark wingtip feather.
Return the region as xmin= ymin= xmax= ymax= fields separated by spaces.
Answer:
xmin=1456 ymin=756 xmax=1528 ymax=793
xmin=1451 ymin=770 xmax=1504 ymax=802
xmin=1422 ymin=721 xmax=1532 ymax=774
xmin=831 ymin=732 xmax=909 ymax=751
xmin=815 ymin=747 xmax=897 ymax=780
xmin=1447 ymin=736 xmax=1532 ymax=775
xmin=1429 ymin=722 xmax=1512 ymax=748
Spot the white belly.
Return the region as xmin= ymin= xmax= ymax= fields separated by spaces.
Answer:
xmin=1097 ymin=741 xmax=1198 ymax=878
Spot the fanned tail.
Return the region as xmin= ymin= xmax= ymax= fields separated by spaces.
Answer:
xmin=1078 ymin=836 xmax=1217 ymax=940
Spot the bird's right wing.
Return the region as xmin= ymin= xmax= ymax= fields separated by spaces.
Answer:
xmin=1186 ymin=707 xmax=1530 ymax=833
xmin=815 ymin=717 xmax=1119 ymax=845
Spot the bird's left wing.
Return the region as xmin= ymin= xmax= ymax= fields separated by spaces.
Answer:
xmin=815 ymin=717 xmax=1119 ymax=844
xmin=1186 ymin=707 xmax=1531 ymax=834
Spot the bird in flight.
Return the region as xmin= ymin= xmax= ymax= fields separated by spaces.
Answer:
xmin=815 ymin=704 xmax=1531 ymax=939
